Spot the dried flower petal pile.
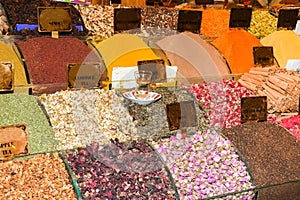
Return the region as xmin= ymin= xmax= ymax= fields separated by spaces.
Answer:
xmin=188 ymin=79 xmax=251 ymax=128
xmin=154 ymin=130 xmax=255 ymax=200
xmin=39 ymin=89 xmax=134 ymax=150
xmin=280 ymin=115 xmax=300 ymax=144
xmin=66 ymin=140 xmax=177 ymax=199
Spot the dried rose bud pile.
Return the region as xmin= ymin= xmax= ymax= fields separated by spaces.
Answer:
xmin=155 ymin=130 xmax=255 ymax=200
xmin=66 ymin=139 xmax=177 ymax=199
xmin=280 ymin=115 xmax=300 ymax=144
xmin=0 ymin=153 xmax=77 ymax=199
xmin=188 ymin=79 xmax=251 ymax=128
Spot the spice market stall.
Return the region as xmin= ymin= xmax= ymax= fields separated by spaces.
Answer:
xmin=0 ymin=0 xmax=300 ymax=199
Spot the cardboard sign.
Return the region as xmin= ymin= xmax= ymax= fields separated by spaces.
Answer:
xmin=114 ymin=8 xmax=141 ymax=32
xmin=177 ymin=10 xmax=202 ymax=34
xmin=195 ymin=0 xmax=214 ymax=5
xmin=229 ymin=7 xmax=252 ymax=28
xmin=137 ymin=59 xmax=167 ymax=83
xmin=166 ymin=101 xmax=198 ymax=131
xmin=38 ymin=7 xmax=72 ymax=32
xmin=0 ymin=62 xmax=13 ymax=93
xmin=277 ymin=9 xmax=299 ymax=30
xmin=0 ymin=124 xmax=29 ymax=161
xmin=241 ymin=96 xmax=267 ymax=123
xmin=253 ymin=46 xmax=274 ymax=67
xmin=67 ymin=63 xmax=104 ymax=89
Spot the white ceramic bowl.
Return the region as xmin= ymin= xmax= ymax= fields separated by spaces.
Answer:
xmin=123 ymin=90 xmax=162 ymax=105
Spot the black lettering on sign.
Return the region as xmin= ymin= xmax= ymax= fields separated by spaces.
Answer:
xmin=241 ymin=96 xmax=267 ymax=123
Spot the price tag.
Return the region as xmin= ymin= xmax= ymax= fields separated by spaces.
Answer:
xmin=67 ymin=63 xmax=105 ymax=89
xmin=0 ymin=124 xmax=29 ymax=161
xmin=38 ymin=7 xmax=72 ymax=32
xmin=114 ymin=8 xmax=141 ymax=33
xmin=241 ymin=96 xmax=267 ymax=123
xmin=253 ymin=46 xmax=274 ymax=67
xmin=195 ymin=0 xmax=214 ymax=5
xmin=229 ymin=7 xmax=252 ymax=28
xmin=166 ymin=101 xmax=198 ymax=131
xmin=177 ymin=10 xmax=202 ymax=34
xmin=0 ymin=62 xmax=14 ymax=94
xmin=138 ymin=59 xmax=167 ymax=83
xmin=277 ymin=9 xmax=299 ymax=30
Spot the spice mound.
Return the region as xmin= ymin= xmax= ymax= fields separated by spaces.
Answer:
xmin=222 ymin=121 xmax=300 ymax=187
xmin=66 ymin=139 xmax=177 ymax=199
xmin=15 ymin=37 xmax=102 ymax=94
xmin=212 ymin=29 xmax=262 ymax=74
xmin=0 ymin=153 xmax=77 ymax=199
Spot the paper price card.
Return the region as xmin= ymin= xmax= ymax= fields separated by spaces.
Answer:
xmin=67 ymin=63 xmax=104 ymax=89
xmin=0 ymin=62 xmax=13 ymax=93
xmin=38 ymin=7 xmax=72 ymax=32
xmin=0 ymin=124 xmax=29 ymax=162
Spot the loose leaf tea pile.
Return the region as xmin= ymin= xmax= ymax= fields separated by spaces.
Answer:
xmin=222 ymin=122 xmax=300 ymax=189
xmin=0 ymin=153 xmax=77 ymax=199
xmin=66 ymin=139 xmax=177 ymax=199
xmin=0 ymin=93 xmax=57 ymax=154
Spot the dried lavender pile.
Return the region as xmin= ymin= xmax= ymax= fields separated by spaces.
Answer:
xmin=117 ymin=87 xmax=209 ymax=141
xmin=0 ymin=93 xmax=57 ymax=154
xmin=74 ymin=5 xmax=113 ymax=39
xmin=0 ymin=153 xmax=77 ymax=199
xmin=0 ymin=0 xmax=88 ymax=36
xmin=188 ymin=79 xmax=251 ymax=129
xmin=153 ymin=130 xmax=255 ymax=199
xmin=66 ymin=139 xmax=177 ymax=199
xmin=39 ymin=89 xmax=135 ymax=150
xmin=0 ymin=4 xmax=9 ymax=35
xmin=222 ymin=121 xmax=300 ymax=199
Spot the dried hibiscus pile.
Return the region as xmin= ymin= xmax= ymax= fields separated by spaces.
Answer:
xmin=188 ymin=79 xmax=251 ymax=128
xmin=66 ymin=139 xmax=177 ymax=199
xmin=280 ymin=115 xmax=300 ymax=144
